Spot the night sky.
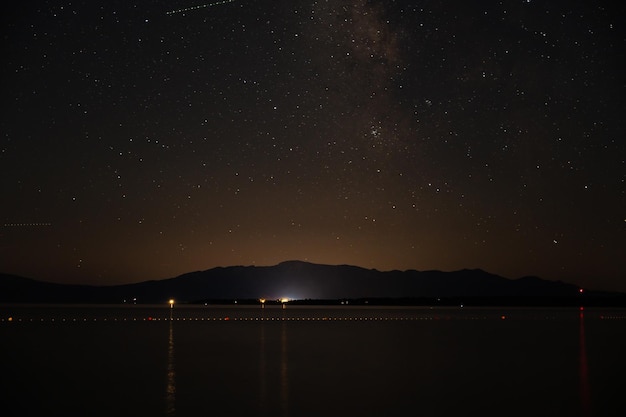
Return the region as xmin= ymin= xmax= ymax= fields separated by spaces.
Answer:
xmin=1 ymin=1 xmax=624 ymax=291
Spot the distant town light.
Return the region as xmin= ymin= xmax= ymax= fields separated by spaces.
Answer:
xmin=280 ymin=298 xmax=289 ymax=303
xmin=169 ymin=299 xmax=175 ymax=308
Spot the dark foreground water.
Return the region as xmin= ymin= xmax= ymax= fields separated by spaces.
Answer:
xmin=1 ymin=305 xmax=625 ymax=417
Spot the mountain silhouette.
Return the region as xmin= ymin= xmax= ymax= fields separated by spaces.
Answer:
xmin=2 ymin=260 xmax=615 ymax=305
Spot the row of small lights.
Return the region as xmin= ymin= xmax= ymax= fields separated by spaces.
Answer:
xmin=3 ymin=293 xmax=612 ymax=323
xmin=2 ymin=316 xmax=493 ymax=323
xmin=4 ymin=315 xmax=622 ymax=323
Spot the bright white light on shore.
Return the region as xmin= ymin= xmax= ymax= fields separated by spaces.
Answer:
xmin=280 ymin=298 xmax=289 ymax=303
xmin=169 ymin=299 xmax=175 ymax=308
xmin=259 ymin=298 xmax=266 ymax=304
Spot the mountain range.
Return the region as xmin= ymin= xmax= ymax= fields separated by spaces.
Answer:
xmin=3 ymin=260 xmax=622 ymax=305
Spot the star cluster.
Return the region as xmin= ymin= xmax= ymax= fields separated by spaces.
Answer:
xmin=1 ymin=1 xmax=624 ymax=290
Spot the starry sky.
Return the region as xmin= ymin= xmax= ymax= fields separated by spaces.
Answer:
xmin=1 ymin=0 xmax=625 ymax=291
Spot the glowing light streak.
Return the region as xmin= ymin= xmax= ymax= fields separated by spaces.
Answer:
xmin=166 ymin=0 xmax=236 ymax=15
xmin=3 ymin=223 xmax=52 ymax=227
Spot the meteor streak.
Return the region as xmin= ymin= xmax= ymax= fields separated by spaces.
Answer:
xmin=3 ymin=223 xmax=52 ymax=227
xmin=166 ymin=0 xmax=236 ymax=15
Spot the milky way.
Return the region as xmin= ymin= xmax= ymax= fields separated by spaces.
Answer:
xmin=1 ymin=1 xmax=624 ymax=291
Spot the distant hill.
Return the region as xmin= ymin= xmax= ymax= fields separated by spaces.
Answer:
xmin=0 ymin=261 xmax=622 ymax=305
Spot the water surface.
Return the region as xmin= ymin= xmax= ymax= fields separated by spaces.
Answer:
xmin=2 ymin=305 xmax=624 ymax=416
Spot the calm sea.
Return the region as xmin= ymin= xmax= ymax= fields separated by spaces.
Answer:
xmin=1 ymin=305 xmax=625 ymax=417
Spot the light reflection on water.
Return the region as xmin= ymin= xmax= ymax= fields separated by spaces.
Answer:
xmin=258 ymin=315 xmax=267 ymax=412
xmin=166 ymin=318 xmax=176 ymax=416
xmin=257 ymin=309 xmax=289 ymax=417
xmin=579 ymin=310 xmax=591 ymax=417
xmin=1 ymin=305 xmax=625 ymax=417
xmin=280 ymin=320 xmax=289 ymax=417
